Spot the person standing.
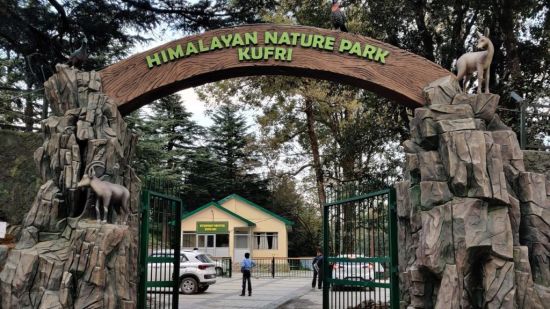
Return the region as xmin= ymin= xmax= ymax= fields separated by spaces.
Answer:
xmin=312 ymin=248 xmax=323 ymax=289
xmin=240 ymin=252 xmax=256 ymax=296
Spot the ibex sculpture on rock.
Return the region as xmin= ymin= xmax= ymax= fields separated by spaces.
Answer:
xmin=77 ymin=174 xmax=129 ymax=225
xmin=456 ymin=28 xmax=494 ymax=93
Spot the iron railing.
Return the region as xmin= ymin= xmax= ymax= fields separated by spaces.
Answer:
xmin=209 ymin=256 xmax=233 ymax=278
xmin=138 ymin=186 xmax=182 ymax=309
xmin=244 ymin=257 xmax=316 ymax=278
xmin=323 ymin=187 xmax=398 ymax=309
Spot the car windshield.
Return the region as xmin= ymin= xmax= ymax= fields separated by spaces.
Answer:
xmin=195 ymin=254 xmax=213 ymax=263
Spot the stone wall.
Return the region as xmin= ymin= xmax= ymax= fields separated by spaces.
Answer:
xmin=397 ymin=76 xmax=550 ymax=308
xmin=0 ymin=64 xmax=140 ymax=308
xmin=524 ymin=150 xmax=550 ymax=179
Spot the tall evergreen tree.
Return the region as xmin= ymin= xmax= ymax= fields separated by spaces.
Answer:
xmin=0 ymin=0 xmax=276 ymax=129
xmin=186 ymin=104 xmax=269 ymax=208
xmin=130 ymin=94 xmax=203 ymax=182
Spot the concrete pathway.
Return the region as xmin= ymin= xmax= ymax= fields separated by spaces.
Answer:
xmin=177 ymin=277 xmax=322 ymax=309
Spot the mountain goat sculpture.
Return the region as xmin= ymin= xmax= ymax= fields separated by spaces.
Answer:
xmin=77 ymin=174 xmax=129 ymax=224
xmin=456 ymin=28 xmax=494 ymax=93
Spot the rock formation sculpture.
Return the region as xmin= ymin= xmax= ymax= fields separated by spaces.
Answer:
xmin=77 ymin=174 xmax=130 ymax=224
xmin=397 ymin=75 xmax=550 ymax=308
xmin=456 ymin=28 xmax=494 ymax=94
xmin=0 ymin=64 xmax=139 ymax=308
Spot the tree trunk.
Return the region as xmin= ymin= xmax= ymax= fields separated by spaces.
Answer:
xmin=304 ymin=98 xmax=326 ymax=213
xmin=500 ymin=0 xmax=521 ymax=85
xmin=410 ymin=0 xmax=435 ymax=61
xmin=24 ymin=85 xmax=34 ymax=132
xmin=341 ymin=152 xmax=356 ymax=254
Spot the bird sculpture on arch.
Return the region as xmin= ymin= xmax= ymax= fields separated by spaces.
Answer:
xmin=67 ymin=37 xmax=89 ymax=68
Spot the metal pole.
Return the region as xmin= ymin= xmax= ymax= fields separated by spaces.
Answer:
xmin=511 ymin=91 xmax=526 ymax=149
xmin=520 ymin=101 xmax=526 ymax=149
xmin=138 ymin=190 xmax=150 ymax=309
xmin=322 ymin=202 xmax=329 ymax=309
xmin=229 ymin=257 xmax=232 ymax=278
xmin=389 ymin=188 xmax=399 ymax=309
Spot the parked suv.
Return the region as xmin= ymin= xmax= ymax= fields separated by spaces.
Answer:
xmin=331 ymin=254 xmax=385 ymax=291
xmin=148 ymin=250 xmax=216 ymax=294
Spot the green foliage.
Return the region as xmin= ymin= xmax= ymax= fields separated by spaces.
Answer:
xmin=265 ymin=176 xmax=322 ymax=256
xmin=129 ymin=94 xmax=203 ymax=183
xmin=182 ymin=104 xmax=270 ymax=209
xmin=0 ymin=130 xmax=42 ymax=224
xmin=0 ymin=0 xmax=277 ymax=129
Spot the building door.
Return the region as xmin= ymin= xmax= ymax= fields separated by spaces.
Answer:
xmin=234 ymin=230 xmax=250 ymax=262
xmin=197 ymin=234 xmax=215 ymax=255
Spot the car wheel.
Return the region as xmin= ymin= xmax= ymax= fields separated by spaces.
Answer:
xmin=180 ymin=277 xmax=198 ymax=294
xmin=198 ymin=286 xmax=209 ymax=293
xmin=215 ymin=267 xmax=223 ymax=276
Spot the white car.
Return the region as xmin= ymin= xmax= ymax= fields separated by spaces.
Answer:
xmin=148 ymin=250 xmax=216 ymax=294
xmin=331 ymin=254 xmax=385 ymax=291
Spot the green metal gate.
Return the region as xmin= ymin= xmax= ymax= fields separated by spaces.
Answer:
xmin=322 ymin=187 xmax=398 ymax=309
xmin=138 ymin=189 xmax=183 ymax=309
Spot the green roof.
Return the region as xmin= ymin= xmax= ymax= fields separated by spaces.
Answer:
xmin=217 ymin=194 xmax=294 ymax=226
xmin=181 ymin=201 xmax=256 ymax=226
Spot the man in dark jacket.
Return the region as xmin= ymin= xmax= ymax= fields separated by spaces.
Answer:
xmin=312 ymin=248 xmax=323 ymax=289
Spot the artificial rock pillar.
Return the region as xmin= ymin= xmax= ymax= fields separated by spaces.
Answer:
xmin=397 ymin=76 xmax=550 ymax=308
xmin=0 ymin=64 xmax=140 ymax=308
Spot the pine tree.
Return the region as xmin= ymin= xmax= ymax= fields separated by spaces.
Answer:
xmin=131 ymin=94 xmax=203 ymax=183
xmin=195 ymin=104 xmax=269 ymax=207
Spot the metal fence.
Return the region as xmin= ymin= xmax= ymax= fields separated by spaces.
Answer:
xmin=209 ymin=256 xmax=233 ymax=278
xmin=138 ymin=190 xmax=182 ymax=309
xmin=497 ymin=99 xmax=550 ymax=151
xmin=252 ymin=257 xmax=315 ymax=278
xmin=323 ymin=187 xmax=398 ymax=309
xmin=208 ymin=256 xmax=315 ymax=278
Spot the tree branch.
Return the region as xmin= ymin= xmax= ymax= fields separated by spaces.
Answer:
xmin=47 ymin=0 xmax=69 ymax=38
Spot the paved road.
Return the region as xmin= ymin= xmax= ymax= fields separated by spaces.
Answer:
xmin=148 ymin=277 xmax=390 ymax=308
xmin=177 ymin=277 xmax=322 ymax=308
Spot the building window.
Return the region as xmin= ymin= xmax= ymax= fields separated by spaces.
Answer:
xmin=253 ymin=232 xmax=278 ymax=250
xmin=216 ymin=234 xmax=229 ymax=247
xmin=182 ymin=232 xmax=196 ymax=248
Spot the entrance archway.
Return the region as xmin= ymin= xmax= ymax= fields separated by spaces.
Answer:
xmin=98 ymin=24 xmax=451 ymax=115
xmin=103 ymin=24 xmax=451 ymax=309
xmin=18 ymin=23 xmax=462 ymax=309
xmin=7 ymin=20 xmax=546 ymax=309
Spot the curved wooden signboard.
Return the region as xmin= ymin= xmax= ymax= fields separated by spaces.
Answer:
xmin=99 ymin=24 xmax=452 ymax=115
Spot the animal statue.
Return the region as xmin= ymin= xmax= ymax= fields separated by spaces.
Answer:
xmin=456 ymin=28 xmax=494 ymax=93
xmin=77 ymin=174 xmax=129 ymax=225
xmin=68 ymin=37 xmax=88 ymax=68
xmin=331 ymin=0 xmax=348 ymax=32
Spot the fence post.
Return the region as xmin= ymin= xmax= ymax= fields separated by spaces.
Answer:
xmin=272 ymin=257 xmax=275 ymax=278
xmin=389 ymin=187 xmax=399 ymax=309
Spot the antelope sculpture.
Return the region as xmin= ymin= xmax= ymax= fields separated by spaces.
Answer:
xmin=456 ymin=28 xmax=494 ymax=93
xmin=77 ymin=174 xmax=129 ymax=224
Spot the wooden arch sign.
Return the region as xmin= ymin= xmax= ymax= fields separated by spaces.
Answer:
xmin=99 ymin=24 xmax=452 ymax=115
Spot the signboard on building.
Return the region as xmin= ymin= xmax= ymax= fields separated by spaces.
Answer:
xmin=196 ymin=221 xmax=229 ymax=234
